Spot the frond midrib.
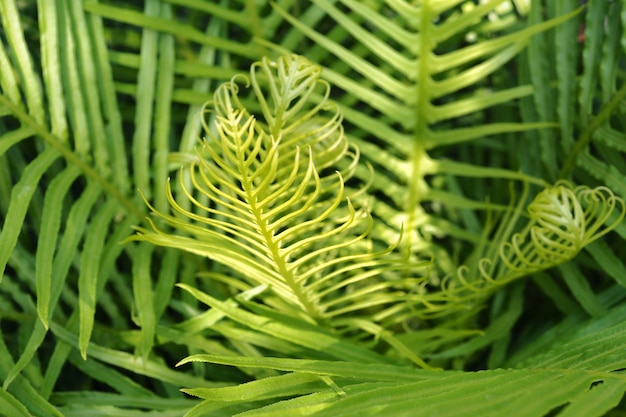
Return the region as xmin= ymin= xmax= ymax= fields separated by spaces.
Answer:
xmin=228 ymin=117 xmax=322 ymax=320
xmin=0 ymin=94 xmax=144 ymax=220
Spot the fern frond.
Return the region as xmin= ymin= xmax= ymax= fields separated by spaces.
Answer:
xmin=269 ymin=0 xmax=583 ymax=266
xmin=2 ymin=1 xmax=626 ymax=415
xmin=449 ymin=181 xmax=625 ymax=298
xmin=132 ymin=55 xmax=432 ymax=325
xmin=176 ymin=312 xmax=626 ymax=417
xmin=0 ymin=0 xmax=189 ymax=394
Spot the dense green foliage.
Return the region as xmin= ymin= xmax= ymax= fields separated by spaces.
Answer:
xmin=1 ymin=1 xmax=626 ymax=416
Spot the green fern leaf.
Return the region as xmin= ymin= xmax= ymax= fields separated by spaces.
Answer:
xmin=448 ymin=181 xmax=625 ymax=299
xmin=175 ymin=309 xmax=626 ymax=417
xmin=270 ymin=1 xmax=582 ymax=259
xmin=132 ymin=55 xmax=431 ymax=325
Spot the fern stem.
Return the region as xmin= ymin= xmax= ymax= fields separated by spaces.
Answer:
xmin=244 ymin=0 xmax=267 ymax=57
xmin=406 ymin=0 xmax=433 ymax=250
xmin=558 ymin=82 xmax=626 ymax=179
xmin=235 ymin=138 xmax=320 ymax=319
xmin=0 ymin=94 xmax=144 ymax=220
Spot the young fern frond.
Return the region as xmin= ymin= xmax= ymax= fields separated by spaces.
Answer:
xmin=447 ymin=181 xmax=626 ymax=298
xmin=511 ymin=182 xmax=624 ymax=266
xmin=210 ymin=54 xmax=351 ymax=179
xmin=131 ymin=55 xmax=431 ymax=325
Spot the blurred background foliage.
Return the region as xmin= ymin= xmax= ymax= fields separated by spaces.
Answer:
xmin=1 ymin=0 xmax=626 ymax=416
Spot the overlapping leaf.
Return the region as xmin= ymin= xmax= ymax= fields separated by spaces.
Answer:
xmin=174 ymin=302 xmax=626 ymax=417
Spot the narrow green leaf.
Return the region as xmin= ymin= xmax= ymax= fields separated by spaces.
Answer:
xmin=85 ymin=5 xmax=131 ymax=192
xmin=559 ymin=262 xmax=606 ymax=317
xmin=517 ymin=320 xmax=626 ymax=371
xmin=594 ymin=127 xmax=626 ymax=152
xmin=36 ymin=166 xmax=81 ymax=327
xmin=235 ymin=370 xmax=600 ymax=417
xmin=578 ymin=0 xmax=608 ymax=123
xmin=433 ymin=158 xmax=546 ymax=185
xmin=184 ymin=399 xmax=249 ymax=417
xmin=558 ymin=378 xmax=626 ymax=417
xmin=0 ymin=42 xmax=22 ymax=105
xmin=37 ymin=0 xmax=68 ymax=141
xmin=0 ymin=94 xmax=144 ymax=219
xmin=598 ymin=1 xmax=621 ymax=104
xmin=67 ymin=0 xmax=111 ymax=176
xmin=44 ymin=180 xmax=103 ymax=333
xmin=131 ymin=0 xmax=160 ymax=199
xmin=310 ymin=66 xmax=412 ymax=125
xmin=527 ymin=0 xmax=557 ymax=179
xmin=178 ymin=355 xmax=448 ymax=382
xmin=51 ymin=390 xmax=195 ymax=410
xmin=153 ymin=249 xmax=179 ymax=321
xmin=585 ymin=240 xmax=626 ymax=288
xmin=555 ymin=0 xmax=580 ymax=153
xmin=428 ymin=122 xmax=558 ymax=148
xmin=0 ymin=0 xmax=45 ymax=123
xmin=50 ymin=322 xmax=224 ymax=389
xmin=177 ymin=284 xmax=394 ymax=364
xmin=327 ymin=0 xmax=415 ymax=54
xmin=132 ymin=243 xmax=156 ymax=358
xmin=79 ymin=198 xmax=119 ymax=359
xmin=0 ymin=387 xmax=32 ymax=417
xmin=230 ymin=388 xmax=338 ymax=417
xmin=56 ymin=0 xmax=91 ymax=157
xmin=431 ymin=85 xmax=534 ymax=122
xmin=59 ymin=405 xmax=192 ymax=417
xmin=506 ymin=298 xmax=626 ymax=368
xmin=3 ymin=321 xmax=47 ymax=390
xmin=0 ymin=147 xmax=60 ymax=282
xmin=0 ymin=333 xmax=64 ymax=417
xmin=152 ymin=2 xmax=175 ymax=213
xmin=83 ymin=2 xmax=257 ymax=58
xmin=0 ymin=126 xmax=36 ymax=157
xmin=41 ymin=320 xmax=77 ymax=399
xmin=64 ymin=347 xmax=158 ymax=398
xmin=182 ymin=372 xmax=325 ymax=401
xmin=560 ymin=82 xmax=626 ymax=179
xmin=435 ymin=42 xmax=528 ymax=98
xmin=311 ymin=0 xmax=413 ymax=77
xmin=275 ymin=1 xmax=408 ymax=101
xmin=577 ymin=151 xmax=626 ymax=197
xmin=430 ymin=283 xmax=524 ymax=360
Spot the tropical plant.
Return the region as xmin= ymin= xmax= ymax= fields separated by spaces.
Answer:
xmin=1 ymin=1 xmax=626 ymax=416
